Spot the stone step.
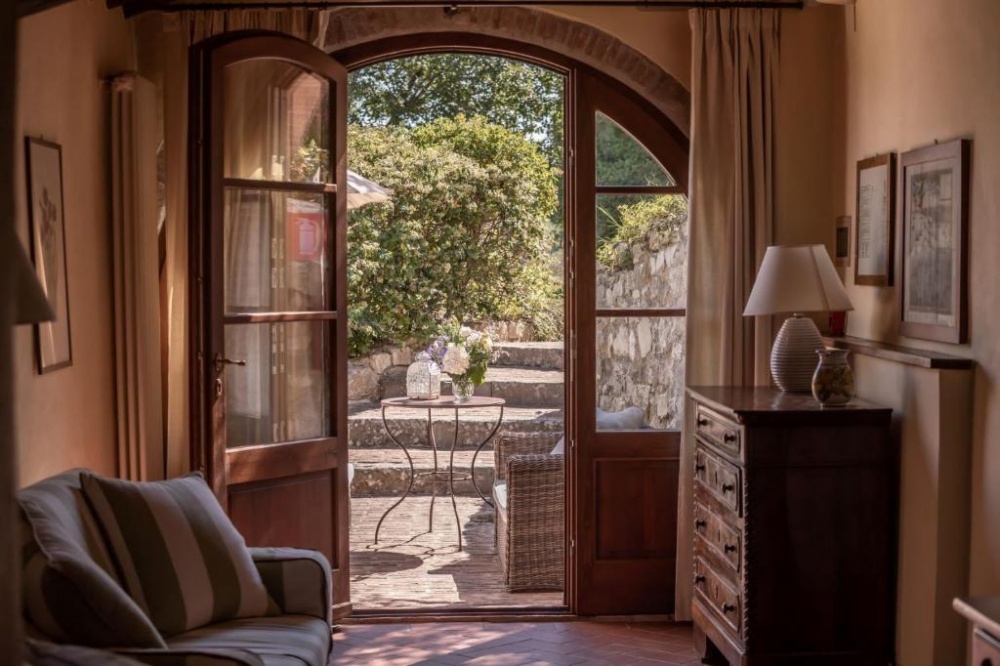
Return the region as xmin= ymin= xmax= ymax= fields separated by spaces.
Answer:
xmin=492 ymin=341 xmax=564 ymax=370
xmin=380 ymin=366 xmax=564 ymax=408
xmin=350 ymin=448 xmax=494 ymax=497
xmin=348 ymin=401 xmax=563 ymax=450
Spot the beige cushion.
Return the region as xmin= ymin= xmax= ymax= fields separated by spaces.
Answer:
xmin=493 ymin=482 xmax=508 ymax=511
xmin=81 ymin=472 xmax=276 ymax=637
xmin=19 ymin=470 xmax=165 ymax=648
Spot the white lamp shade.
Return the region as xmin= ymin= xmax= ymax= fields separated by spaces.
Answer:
xmin=744 ymin=244 xmax=853 ymax=316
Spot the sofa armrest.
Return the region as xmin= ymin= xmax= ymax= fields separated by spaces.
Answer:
xmin=114 ymin=647 xmax=265 ymax=666
xmin=249 ymin=547 xmax=332 ymax=624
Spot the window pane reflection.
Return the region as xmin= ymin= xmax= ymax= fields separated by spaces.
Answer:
xmin=225 ymin=322 xmax=330 ymax=447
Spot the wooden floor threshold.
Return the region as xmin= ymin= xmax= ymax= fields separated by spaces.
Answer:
xmin=344 ymin=606 xmax=573 ymax=624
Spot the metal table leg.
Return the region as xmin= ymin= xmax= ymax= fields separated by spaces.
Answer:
xmin=374 ymin=405 xmax=415 ymax=545
xmin=469 ymin=405 xmax=505 ymax=506
xmin=449 ymin=408 xmax=462 ymax=550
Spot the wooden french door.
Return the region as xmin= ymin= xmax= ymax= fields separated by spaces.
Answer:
xmin=191 ymin=33 xmax=350 ymax=618
xmin=571 ymin=71 xmax=689 ymax=615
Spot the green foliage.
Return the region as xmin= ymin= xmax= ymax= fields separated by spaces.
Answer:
xmin=595 ymin=113 xmax=672 ymax=189
xmin=349 ymin=54 xmax=564 ymax=169
xmin=597 ymin=195 xmax=688 ymax=271
xmin=347 ymin=117 xmax=560 ymax=356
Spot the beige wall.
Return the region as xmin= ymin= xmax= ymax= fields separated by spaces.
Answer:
xmin=14 ymin=1 xmax=135 ymax=486
xmin=840 ymin=0 xmax=1000 ymax=612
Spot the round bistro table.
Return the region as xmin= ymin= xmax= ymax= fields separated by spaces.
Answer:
xmin=375 ymin=395 xmax=505 ymax=551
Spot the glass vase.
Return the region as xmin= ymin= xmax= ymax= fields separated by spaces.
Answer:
xmin=811 ymin=348 xmax=855 ymax=407
xmin=451 ymin=376 xmax=475 ymax=403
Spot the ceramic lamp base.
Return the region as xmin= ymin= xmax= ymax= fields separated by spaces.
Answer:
xmin=770 ymin=315 xmax=825 ymax=392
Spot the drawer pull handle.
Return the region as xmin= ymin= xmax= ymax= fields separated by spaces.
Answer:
xmin=695 ymin=463 xmax=706 ymax=473
xmin=697 ymin=417 xmax=709 ymax=427
xmin=694 ymin=574 xmax=706 ymax=585
xmin=724 ymin=543 xmax=737 ymax=553
xmin=724 ymin=433 xmax=737 ymax=443
xmin=722 ymin=603 xmax=736 ymax=614
xmin=695 ymin=519 xmax=707 ymax=530
xmin=721 ymin=483 xmax=735 ymax=493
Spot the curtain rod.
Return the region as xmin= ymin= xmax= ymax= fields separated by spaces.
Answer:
xmin=157 ymin=1 xmax=804 ymax=11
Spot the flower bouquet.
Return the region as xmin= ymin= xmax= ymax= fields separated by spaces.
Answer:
xmin=427 ymin=325 xmax=493 ymax=403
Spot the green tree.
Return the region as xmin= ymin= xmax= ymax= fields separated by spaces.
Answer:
xmin=349 ymin=54 xmax=564 ymax=168
xmin=347 ymin=117 xmax=560 ymax=356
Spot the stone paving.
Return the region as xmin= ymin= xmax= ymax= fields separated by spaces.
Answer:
xmin=351 ymin=496 xmax=564 ymax=610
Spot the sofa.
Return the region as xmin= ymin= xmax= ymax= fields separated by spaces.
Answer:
xmin=18 ymin=470 xmax=333 ymax=666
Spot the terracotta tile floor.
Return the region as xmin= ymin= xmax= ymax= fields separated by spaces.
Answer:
xmin=333 ymin=620 xmax=700 ymax=665
xmin=351 ymin=496 xmax=563 ymax=610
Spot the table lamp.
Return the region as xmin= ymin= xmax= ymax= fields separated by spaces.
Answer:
xmin=744 ymin=244 xmax=853 ymax=392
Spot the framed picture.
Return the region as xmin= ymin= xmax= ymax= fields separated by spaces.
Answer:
xmin=855 ymin=153 xmax=895 ymax=286
xmin=898 ymin=139 xmax=970 ymax=344
xmin=24 ymin=137 xmax=73 ymax=373
xmin=835 ymin=215 xmax=851 ymax=267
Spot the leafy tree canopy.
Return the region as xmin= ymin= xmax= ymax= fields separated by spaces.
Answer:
xmin=349 ymin=54 xmax=564 ymax=168
xmin=347 ymin=117 xmax=561 ymax=356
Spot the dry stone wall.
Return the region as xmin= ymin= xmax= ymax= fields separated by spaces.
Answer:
xmin=595 ymin=222 xmax=688 ymax=430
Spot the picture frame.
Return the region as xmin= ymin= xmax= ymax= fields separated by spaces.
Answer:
xmin=855 ymin=153 xmax=895 ymax=286
xmin=835 ymin=215 xmax=851 ymax=268
xmin=24 ymin=137 xmax=73 ymax=373
xmin=898 ymin=139 xmax=970 ymax=344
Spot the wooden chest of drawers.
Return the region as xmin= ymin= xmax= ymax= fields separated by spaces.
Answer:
xmin=687 ymin=386 xmax=895 ymax=666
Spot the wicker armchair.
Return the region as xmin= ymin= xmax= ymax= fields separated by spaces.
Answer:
xmin=492 ymin=431 xmax=564 ymax=591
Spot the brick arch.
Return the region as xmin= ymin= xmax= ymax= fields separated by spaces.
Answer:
xmin=322 ymin=7 xmax=690 ymax=137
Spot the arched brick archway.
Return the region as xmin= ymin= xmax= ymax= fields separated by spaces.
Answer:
xmin=321 ymin=7 xmax=690 ymax=137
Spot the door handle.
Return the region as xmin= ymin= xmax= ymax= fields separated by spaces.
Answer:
xmin=213 ymin=353 xmax=247 ymax=374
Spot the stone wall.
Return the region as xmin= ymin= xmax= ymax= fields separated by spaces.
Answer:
xmin=348 ymin=345 xmax=413 ymax=402
xmin=595 ymin=221 xmax=688 ymax=430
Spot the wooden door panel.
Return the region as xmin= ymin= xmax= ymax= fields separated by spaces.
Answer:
xmin=571 ymin=70 xmax=689 ymax=616
xmin=595 ymin=459 xmax=677 ymax=560
xmin=228 ymin=470 xmax=337 ymax=565
xmin=192 ymin=32 xmax=351 ymax=619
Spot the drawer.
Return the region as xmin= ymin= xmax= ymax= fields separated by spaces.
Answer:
xmin=974 ymin=628 xmax=1000 ymax=666
xmin=695 ymin=404 xmax=742 ymax=459
xmin=694 ymin=501 xmax=741 ymax=573
xmin=693 ymin=555 xmax=742 ymax=637
xmin=694 ymin=446 xmax=742 ymax=515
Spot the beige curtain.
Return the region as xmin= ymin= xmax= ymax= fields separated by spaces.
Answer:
xmin=675 ymin=8 xmax=779 ymax=621
xmin=151 ymin=10 xmax=328 ymax=477
xmin=111 ymin=73 xmax=164 ymax=481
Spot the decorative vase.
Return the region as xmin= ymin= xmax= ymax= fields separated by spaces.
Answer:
xmin=406 ymin=351 xmax=441 ymax=400
xmin=451 ymin=376 xmax=475 ymax=403
xmin=811 ymin=348 xmax=855 ymax=407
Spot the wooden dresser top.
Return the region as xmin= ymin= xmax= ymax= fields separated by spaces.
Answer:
xmin=688 ymin=386 xmax=893 ymax=427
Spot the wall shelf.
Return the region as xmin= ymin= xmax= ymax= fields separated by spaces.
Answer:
xmin=822 ymin=335 xmax=974 ymax=370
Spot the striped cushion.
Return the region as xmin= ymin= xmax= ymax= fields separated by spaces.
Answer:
xmin=81 ymin=472 xmax=276 ymax=636
xmin=249 ymin=548 xmax=332 ymax=622
xmin=167 ymin=616 xmax=332 ymax=666
xmin=18 ymin=471 xmax=165 ymax=647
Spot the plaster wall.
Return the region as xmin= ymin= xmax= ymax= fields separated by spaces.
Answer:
xmin=14 ymin=0 xmax=135 ymax=486
xmin=838 ymin=1 xmax=1000 ymax=660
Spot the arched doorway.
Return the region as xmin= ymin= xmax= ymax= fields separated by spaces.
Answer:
xmin=335 ymin=33 xmax=690 ymax=616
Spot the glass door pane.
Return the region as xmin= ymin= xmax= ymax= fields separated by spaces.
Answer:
xmin=224 ymin=61 xmax=331 ymax=183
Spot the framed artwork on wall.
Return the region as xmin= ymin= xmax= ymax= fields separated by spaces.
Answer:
xmin=855 ymin=153 xmax=895 ymax=286
xmin=898 ymin=139 xmax=970 ymax=344
xmin=24 ymin=136 xmax=73 ymax=373
xmin=835 ymin=215 xmax=851 ymax=267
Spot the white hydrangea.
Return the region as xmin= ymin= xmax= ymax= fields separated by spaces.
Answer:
xmin=442 ymin=344 xmax=471 ymax=376
xmin=459 ymin=326 xmax=474 ymax=341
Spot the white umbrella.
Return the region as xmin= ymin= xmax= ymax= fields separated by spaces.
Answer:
xmin=347 ymin=169 xmax=391 ymax=210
